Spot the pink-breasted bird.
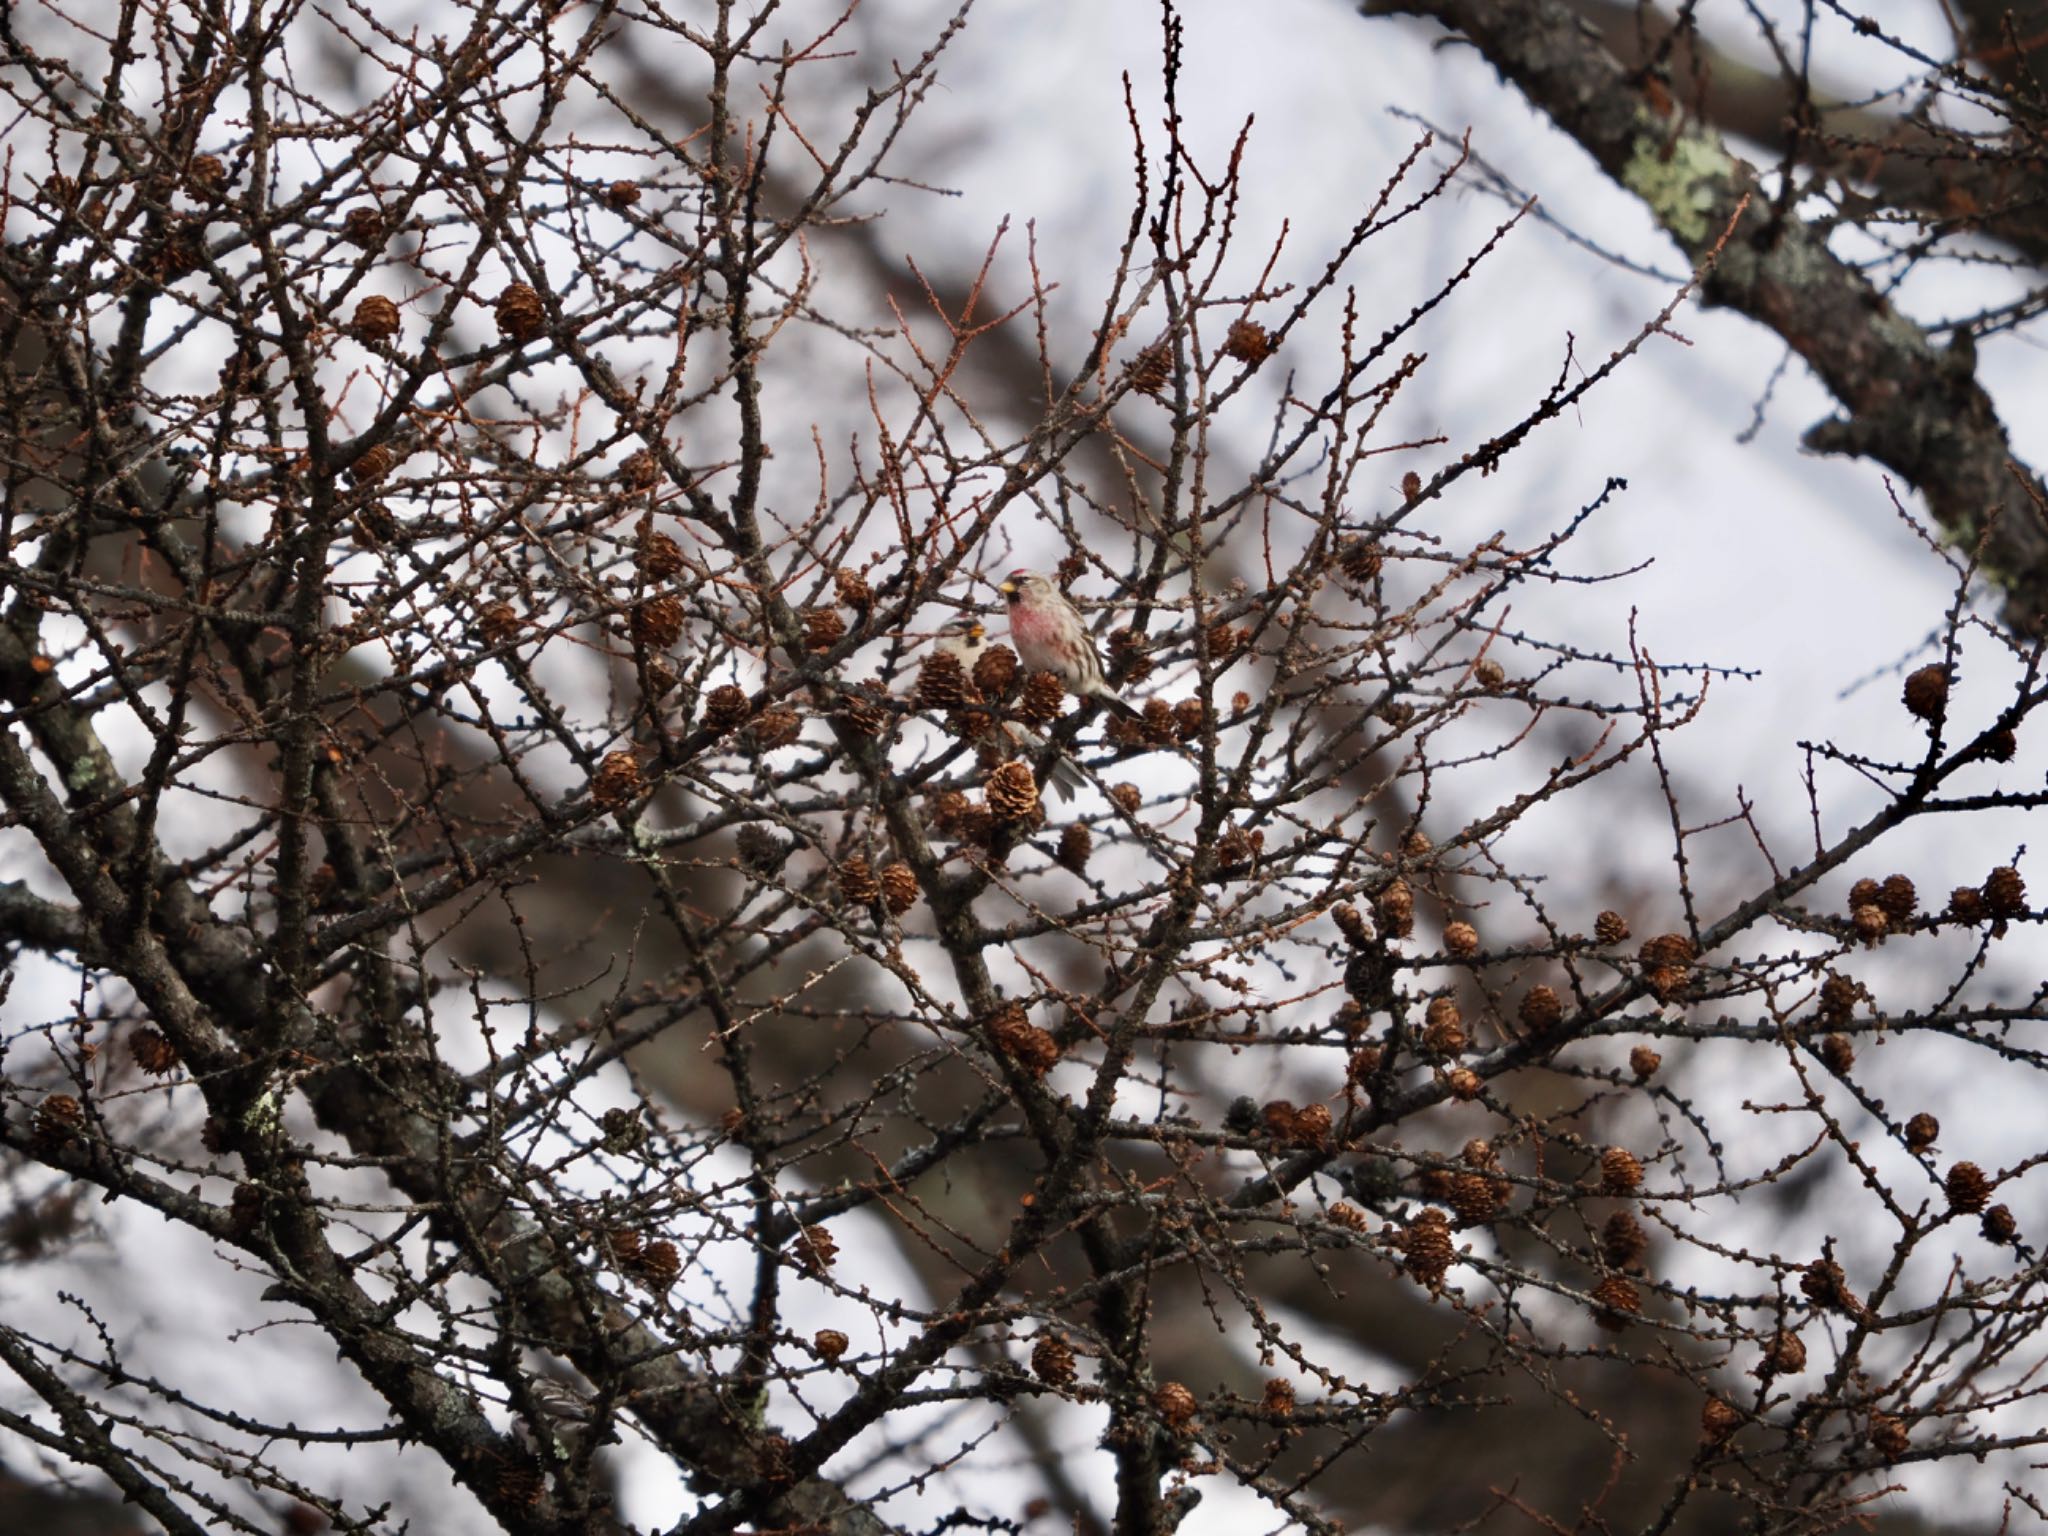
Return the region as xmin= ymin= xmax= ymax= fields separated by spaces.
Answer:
xmin=998 ymin=570 xmax=1140 ymax=719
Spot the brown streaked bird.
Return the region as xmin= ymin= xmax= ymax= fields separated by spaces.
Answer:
xmin=997 ymin=570 xmax=1140 ymax=719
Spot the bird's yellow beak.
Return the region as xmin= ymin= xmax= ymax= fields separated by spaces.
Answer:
xmin=998 ymin=579 xmax=1018 ymax=598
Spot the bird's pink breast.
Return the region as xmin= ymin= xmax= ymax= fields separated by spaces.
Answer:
xmin=1009 ymin=603 xmax=1058 ymax=647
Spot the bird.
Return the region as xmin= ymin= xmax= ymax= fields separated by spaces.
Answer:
xmin=997 ymin=570 xmax=1140 ymax=719
xmin=933 ymin=614 xmax=1086 ymax=802
xmin=512 ymin=1374 xmax=616 ymax=1458
xmin=933 ymin=614 xmax=994 ymax=671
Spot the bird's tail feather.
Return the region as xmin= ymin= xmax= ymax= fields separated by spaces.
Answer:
xmin=1047 ymin=756 xmax=1087 ymax=803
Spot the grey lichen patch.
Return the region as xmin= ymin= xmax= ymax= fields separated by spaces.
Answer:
xmin=1622 ymin=130 xmax=1735 ymax=248
xmin=64 ymin=754 xmax=103 ymax=792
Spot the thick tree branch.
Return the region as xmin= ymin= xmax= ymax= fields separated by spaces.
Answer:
xmin=1366 ymin=0 xmax=2048 ymax=636
xmin=1561 ymin=1 xmax=2048 ymax=268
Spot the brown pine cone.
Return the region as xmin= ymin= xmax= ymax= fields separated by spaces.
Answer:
xmin=33 ymin=1093 xmax=85 ymax=1149
xmin=1901 ymin=664 xmax=1948 ymax=722
xmin=1638 ymin=932 xmax=1695 ymax=970
xmin=984 ymin=761 xmax=1042 ymax=825
xmin=1332 ymin=903 xmax=1370 ymax=946
xmin=988 ymin=1003 xmax=1060 ymax=1077
xmin=1983 ymin=865 xmax=2027 ymax=920
xmin=1290 ymin=1103 xmax=1333 ymax=1148
xmin=342 ymin=205 xmax=386 ymax=246
xmin=1340 ymin=538 xmax=1383 ymax=583
xmin=702 ymin=684 xmax=751 ymax=733
xmin=496 ymin=282 xmax=546 ymax=342
xmin=1422 ymin=997 xmax=1465 ymax=1058
xmin=1799 ymin=1257 xmax=1862 ymax=1316
xmin=637 ymin=521 xmax=684 ymax=579
xmin=1127 ymin=342 xmax=1171 ymax=396
xmin=1757 ymin=1330 xmax=1807 ymax=1377
xmin=802 ymin=607 xmax=845 ymax=653
xmin=1399 ymin=1208 xmax=1455 ymax=1288
xmin=836 ymin=856 xmax=880 ymax=905
xmin=1602 ymin=1209 xmax=1648 ymax=1268
xmin=347 ymin=444 xmax=395 ymax=484
xmin=1015 ymin=668 xmax=1065 ymax=725
xmin=794 ymin=1224 xmax=838 ymax=1273
xmin=748 ymin=708 xmax=802 ymax=750
xmin=878 ymin=861 xmax=918 ymax=915
xmin=1140 ymin=698 xmax=1178 ymax=746
xmin=1591 ymin=1273 xmax=1641 ymax=1329
xmin=837 ymin=688 xmax=890 ymax=737
xmin=1518 ymin=985 xmax=1564 ymax=1037
xmin=1031 ymin=1335 xmax=1077 ymax=1386
xmin=1978 ymin=725 xmax=2019 ymax=762
xmin=1103 ymin=713 xmax=1146 ymax=750
xmin=833 ymin=567 xmax=872 ymax=610
xmin=1645 ymin=964 xmax=1690 ymax=1002
xmin=1700 ymin=1397 xmax=1742 ymax=1442
xmin=1221 ymin=317 xmax=1273 ymax=363
xmin=130 ymin=1028 xmax=179 ymax=1075
xmin=1945 ymin=1160 xmax=1992 ymax=1214
xmin=1375 ymin=879 xmax=1415 ymax=937
xmin=924 ymin=789 xmax=969 ymax=836
xmin=916 ymin=651 xmax=976 ymax=712
xmin=1153 ymin=1381 xmax=1198 ymax=1429
xmin=1447 ymin=1170 xmax=1505 ymax=1227
xmin=1817 ymin=972 xmax=1861 ymax=1022
xmin=346 ymin=295 xmax=401 ymax=342
xmin=1599 ymin=1147 xmax=1643 ymax=1195
xmin=630 ymin=594 xmax=684 ymax=649
xmin=959 ymin=803 xmax=1003 ymax=852
xmin=478 ymin=601 xmax=520 ymax=647
xmin=629 ymin=1239 xmax=681 ymax=1289
xmin=619 ymin=449 xmax=660 ymax=491
xmin=590 ymin=751 xmax=643 ymax=810
xmin=1877 ymin=875 xmax=1917 ymax=923
xmin=973 ymin=643 xmax=1020 ymax=700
